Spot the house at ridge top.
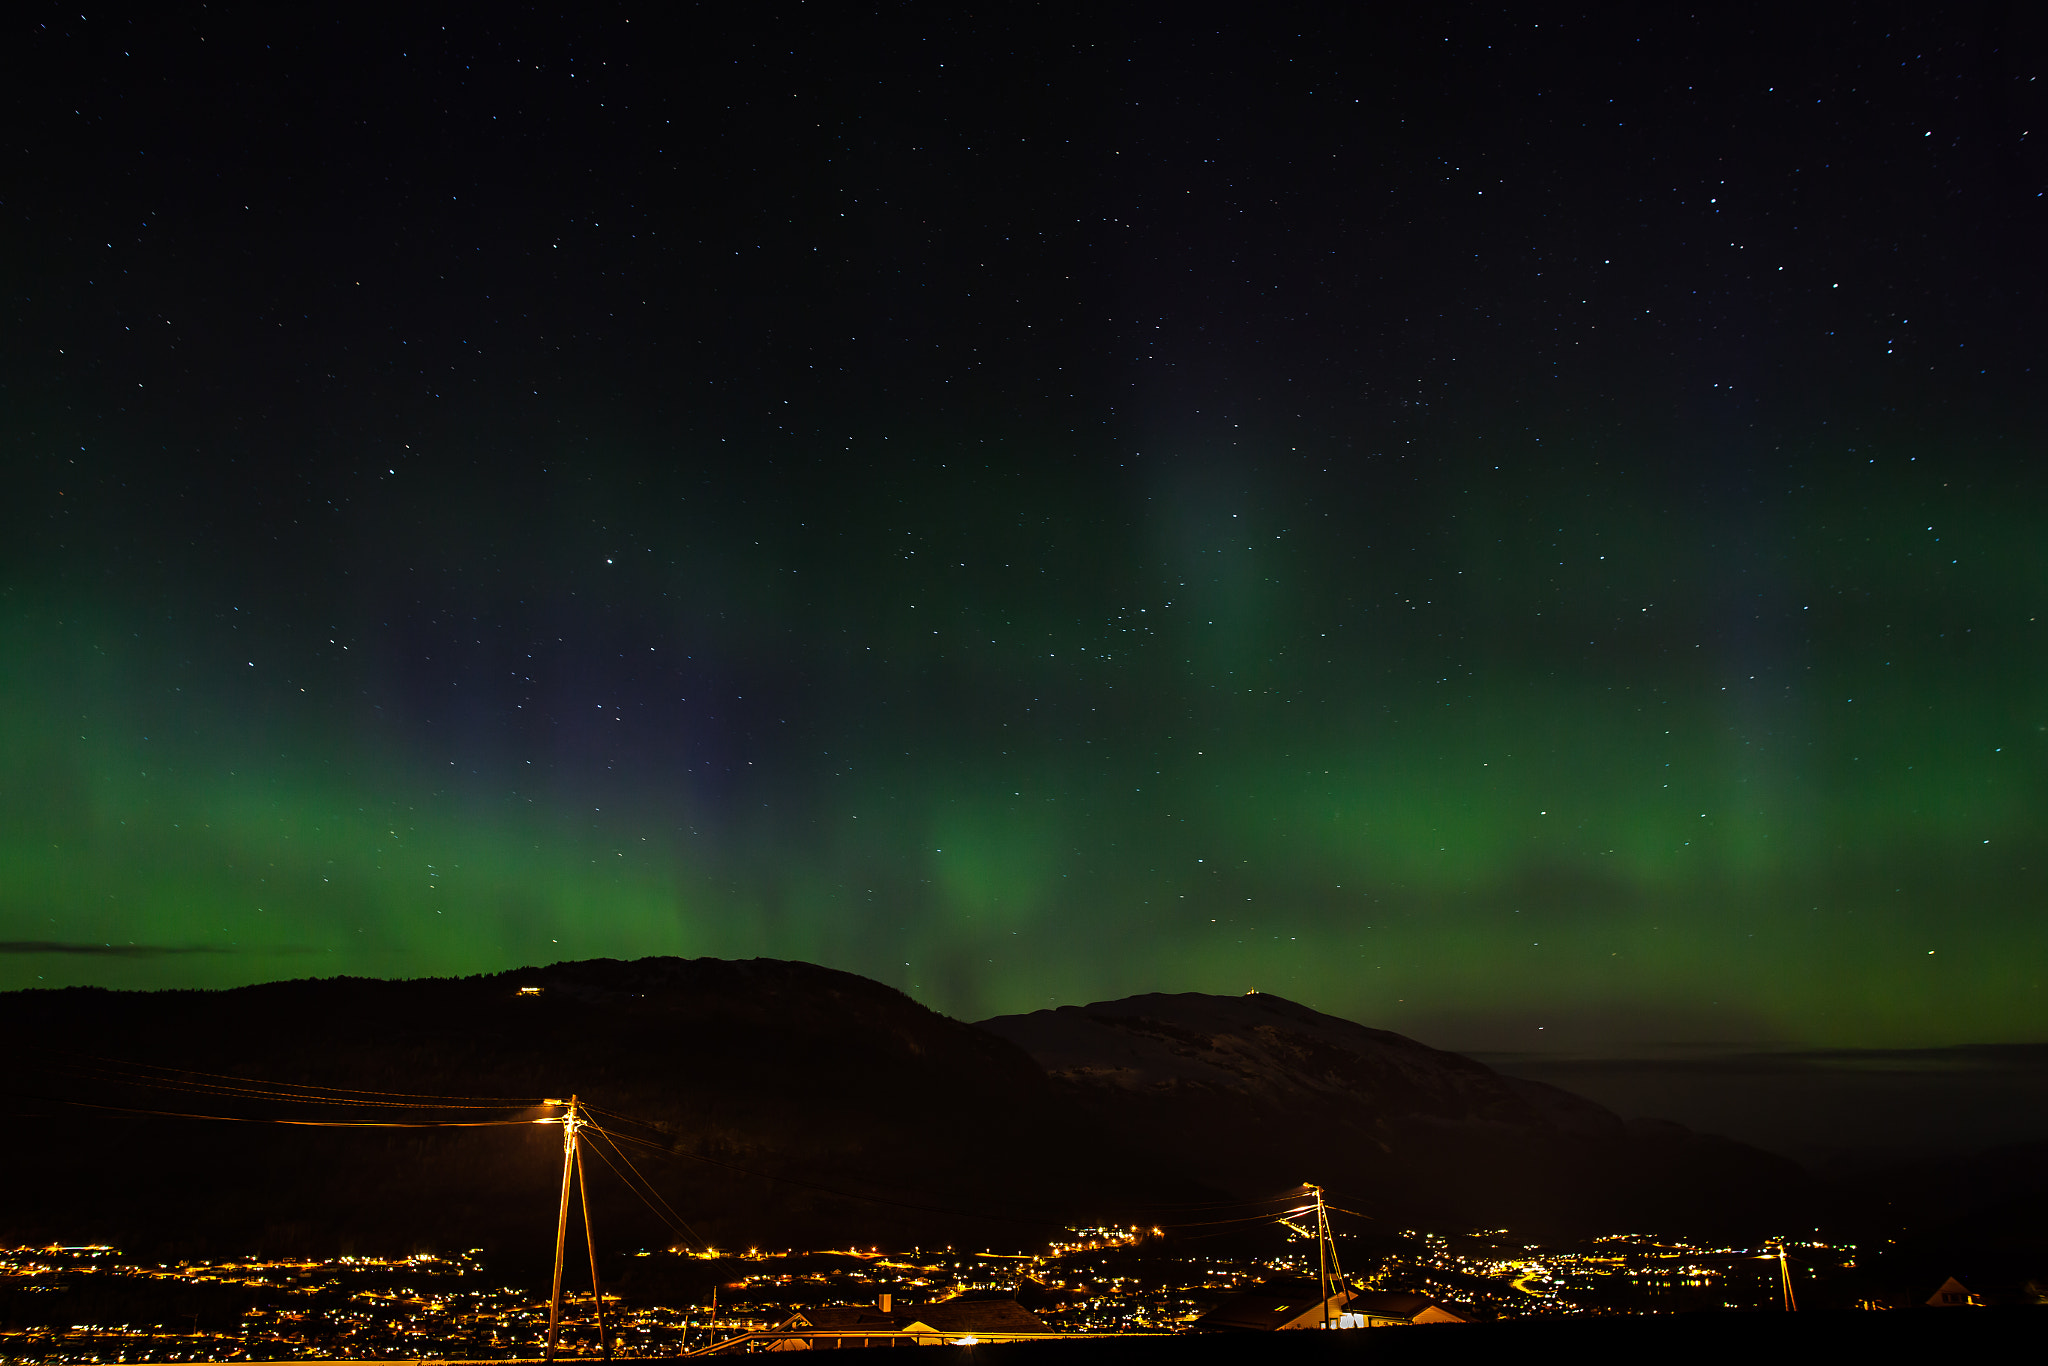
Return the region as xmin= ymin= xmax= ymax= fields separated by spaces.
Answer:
xmin=1926 ymin=1277 xmax=1984 ymax=1308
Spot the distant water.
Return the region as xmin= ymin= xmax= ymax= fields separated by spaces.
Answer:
xmin=1474 ymin=1043 xmax=2048 ymax=1168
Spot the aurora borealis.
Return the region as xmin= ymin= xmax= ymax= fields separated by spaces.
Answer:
xmin=5 ymin=7 xmax=2044 ymax=1060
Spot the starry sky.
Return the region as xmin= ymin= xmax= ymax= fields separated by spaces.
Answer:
xmin=4 ymin=4 xmax=2045 ymax=1059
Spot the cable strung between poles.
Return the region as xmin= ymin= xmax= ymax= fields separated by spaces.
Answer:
xmin=37 ymin=1052 xmax=547 ymax=1109
xmin=43 ymin=1097 xmax=546 ymax=1127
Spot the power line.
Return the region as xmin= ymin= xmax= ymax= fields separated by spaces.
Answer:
xmin=44 ymin=1096 xmax=543 ymax=1128
xmin=593 ymin=1117 xmax=1069 ymax=1228
xmin=587 ymin=1103 xmax=1346 ymax=1237
xmin=585 ymin=1124 xmax=708 ymax=1250
xmin=1118 ymin=1190 xmax=1317 ymax=1214
xmin=43 ymin=1051 xmax=546 ymax=1106
xmin=1160 ymin=1206 xmax=1320 ymax=1229
xmin=33 ymin=1053 xmax=547 ymax=1114
xmin=579 ymin=1127 xmax=706 ymax=1252
xmin=49 ymin=1069 xmax=543 ymax=1113
xmin=43 ymin=1057 xmax=1328 ymax=1259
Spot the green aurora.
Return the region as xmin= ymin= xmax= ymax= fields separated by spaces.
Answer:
xmin=5 ymin=5 xmax=2044 ymax=1066
xmin=7 ymin=437 xmax=2043 ymax=1051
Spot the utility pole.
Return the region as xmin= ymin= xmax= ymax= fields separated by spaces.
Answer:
xmin=1773 ymin=1240 xmax=1799 ymax=1313
xmin=1303 ymin=1183 xmax=1347 ymax=1328
xmin=545 ymin=1097 xmax=611 ymax=1362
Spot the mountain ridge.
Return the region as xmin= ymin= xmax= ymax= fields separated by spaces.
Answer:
xmin=10 ymin=958 xmax=1806 ymax=1256
xmin=977 ymin=988 xmax=1808 ymax=1230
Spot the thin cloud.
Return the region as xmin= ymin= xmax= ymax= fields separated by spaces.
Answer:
xmin=1486 ymin=1045 xmax=2048 ymax=1079
xmin=0 ymin=941 xmax=236 ymax=958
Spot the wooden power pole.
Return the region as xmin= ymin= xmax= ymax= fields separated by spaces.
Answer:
xmin=1304 ymin=1183 xmax=1347 ymax=1328
xmin=545 ymin=1096 xmax=611 ymax=1362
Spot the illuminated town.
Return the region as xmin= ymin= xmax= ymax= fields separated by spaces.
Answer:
xmin=1 ymin=1224 xmax=1902 ymax=1362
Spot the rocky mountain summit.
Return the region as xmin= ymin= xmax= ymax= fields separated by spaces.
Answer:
xmin=979 ymin=989 xmax=1803 ymax=1230
xmin=980 ymin=990 xmax=1620 ymax=1133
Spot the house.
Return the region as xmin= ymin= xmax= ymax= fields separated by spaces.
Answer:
xmin=767 ymin=1294 xmax=1056 ymax=1349
xmin=770 ymin=1306 xmax=903 ymax=1350
xmin=905 ymin=1298 xmax=1058 ymax=1341
xmin=1195 ymin=1279 xmax=1353 ymax=1332
xmin=1340 ymin=1291 xmax=1467 ymax=1326
xmin=1926 ymin=1277 xmax=1983 ymax=1308
xmin=1194 ymin=1278 xmax=1465 ymax=1332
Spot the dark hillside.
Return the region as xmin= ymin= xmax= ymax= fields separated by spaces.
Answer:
xmin=8 ymin=962 xmax=1820 ymax=1264
xmin=979 ymin=991 xmax=1812 ymax=1235
xmin=9 ymin=957 xmax=1162 ymax=1263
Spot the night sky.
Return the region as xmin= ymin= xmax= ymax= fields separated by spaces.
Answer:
xmin=6 ymin=5 xmax=2045 ymax=1063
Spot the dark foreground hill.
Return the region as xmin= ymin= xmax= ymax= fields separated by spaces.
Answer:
xmin=9 ymin=959 xmax=1809 ymax=1260
xmin=11 ymin=957 xmax=1169 ymax=1262
xmin=977 ymin=991 xmax=1808 ymax=1232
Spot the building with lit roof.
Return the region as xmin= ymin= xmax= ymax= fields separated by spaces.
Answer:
xmin=765 ymin=1294 xmax=1057 ymax=1349
xmin=1194 ymin=1278 xmax=1466 ymax=1331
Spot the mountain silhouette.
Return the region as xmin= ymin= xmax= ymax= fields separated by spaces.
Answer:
xmin=978 ymin=990 xmax=1807 ymax=1233
xmin=9 ymin=960 xmax=1806 ymax=1261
